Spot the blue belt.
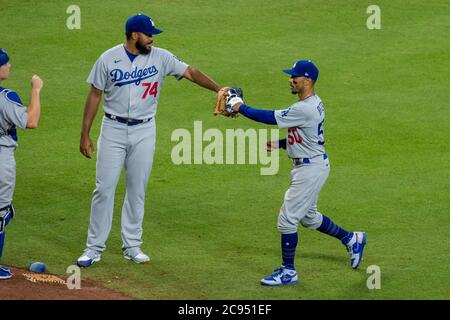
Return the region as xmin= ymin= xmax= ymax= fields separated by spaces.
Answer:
xmin=105 ymin=113 xmax=152 ymax=126
xmin=293 ymin=153 xmax=328 ymax=166
xmin=0 ymin=204 xmax=12 ymax=212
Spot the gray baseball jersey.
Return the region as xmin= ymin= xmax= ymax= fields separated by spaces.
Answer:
xmin=82 ymin=44 xmax=189 ymax=254
xmin=0 ymin=87 xmax=27 ymax=208
xmin=274 ymin=94 xmax=329 ymax=234
xmin=274 ymin=95 xmax=325 ymax=159
xmin=0 ymin=87 xmax=27 ymax=147
xmin=87 ymin=44 xmax=188 ymax=119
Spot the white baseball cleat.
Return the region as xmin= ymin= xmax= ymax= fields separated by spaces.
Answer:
xmin=0 ymin=265 xmax=13 ymax=279
xmin=77 ymin=249 xmax=101 ymax=268
xmin=261 ymin=266 xmax=298 ymax=286
xmin=345 ymin=232 xmax=367 ymax=269
xmin=123 ymin=248 xmax=150 ymax=263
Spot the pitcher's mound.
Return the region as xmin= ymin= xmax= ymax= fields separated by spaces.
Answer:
xmin=0 ymin=267 xmax=133 ymax=300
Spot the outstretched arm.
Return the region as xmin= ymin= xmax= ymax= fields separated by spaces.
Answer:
xmin=232 ymin=103 xmax=277 ymax=125
xmin=183 ymin=66 xmax=221 ymax=93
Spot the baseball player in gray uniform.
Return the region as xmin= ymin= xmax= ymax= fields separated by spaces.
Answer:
xmin=0 ymin=48 xmax=43 ymax=279
xmin=77 ymin=14 xmax=223 ymax=267
xmin=224 ymin=60 xmax=366 ymax=286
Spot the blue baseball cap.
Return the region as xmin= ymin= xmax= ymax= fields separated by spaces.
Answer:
xmin=126 ymin=14 xmax=163 ymax=35
xmin=283 ymin=60 xmax=319 ymax=81
xmin=0 ymin=48 xmax=9 ymax=66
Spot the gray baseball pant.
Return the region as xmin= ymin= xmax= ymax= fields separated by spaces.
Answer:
xmin=278 ymin=157 xmax=330 ymax=234
xmin=0 ymin=146 xmax=15 ymax=208
xmin=85 ymin=116 xmax=156 ymax=253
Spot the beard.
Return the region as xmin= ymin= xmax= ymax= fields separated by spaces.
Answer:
xmin=136 ymin=41 xmax=151 ymax=55
xmin=291 ymin=84 xmax=303 ymax=95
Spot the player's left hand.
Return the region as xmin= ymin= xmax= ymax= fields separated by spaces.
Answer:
xmin=266 ymin=140 xmax=280 ymax=152
xmin=80 ymin=134 xmax=95 ymax=159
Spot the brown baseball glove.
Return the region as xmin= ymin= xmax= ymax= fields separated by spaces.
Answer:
xmin=213 ymin=87 xmax=240 ymax=118
xmin=213 ymin=87 xmax=231 ymax=117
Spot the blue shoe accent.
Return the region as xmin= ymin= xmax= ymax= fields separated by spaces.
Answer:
xmin=76 ymin=249 xmax=101 ymax=268
xmin=261 ymin=266 xmax=298 ymax=286
xmin=0 ymin=265 xmax=13 ymax=279
xmin=345 ymin=232 xmax=366 ymax=269
xmin=123 ymin=247 xmax=150 ymax=263
xmin=76 ymin=259 xmax=94 ymax=268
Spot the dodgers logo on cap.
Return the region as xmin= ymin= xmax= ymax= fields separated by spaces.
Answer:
xmin=126 ymin=14 xmax=163 ymax=35
xmin=282 ymin=59 xmax=319 ymax=81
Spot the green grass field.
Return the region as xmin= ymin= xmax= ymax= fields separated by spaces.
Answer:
xmin=2 ymin=0 xmax=449 ymax=299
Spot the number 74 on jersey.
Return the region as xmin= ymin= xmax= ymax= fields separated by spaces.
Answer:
xmin=141 ymin=81 xmax=158 ymax=99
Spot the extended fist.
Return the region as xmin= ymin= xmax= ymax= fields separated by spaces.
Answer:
xmin=31 ymin=75 xmax=44 ymax=90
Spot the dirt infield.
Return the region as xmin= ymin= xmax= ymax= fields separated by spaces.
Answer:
xmin=0 ymin=267 xmax=133 ymax=300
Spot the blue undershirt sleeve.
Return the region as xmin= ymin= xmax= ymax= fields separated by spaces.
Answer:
xmin=238 ymin=104 xmax=277 ymax=125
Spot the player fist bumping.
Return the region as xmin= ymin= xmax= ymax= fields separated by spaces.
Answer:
xmin=31 ymin=75 xmax=44 ymax=90
xmin=213 ymin=87 xmax=244 ymax=117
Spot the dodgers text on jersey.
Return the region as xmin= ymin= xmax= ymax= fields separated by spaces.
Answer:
xmin=110 ymin=65 xmax=158 ymax=87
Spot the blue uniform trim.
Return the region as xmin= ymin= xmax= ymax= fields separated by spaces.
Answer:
xmin=8 ymin=126 xmax=18 ymax=141
xmin=0 ymin=88 xmax=22 ymax=142
xmin=281 ymin=232 xmax=298 ymax=270
xmin=0 ymin=232 xmax=4 ymax=258
xmin=317 ymin=215 xmax=351 ymax=242
xmin=293 ymin=153 xmax=327 ymax=166
xmin=124 ymin=47 xmax=138 ymax=63
xmin=238 ymin=104 xmax=277 ymax=125
xmin=0 ymin=204 xmax=14 ymax=232
xmin=5 ymin=90 xmax=23 ymax=106
xmin=0 ymin=204 xmax=14 ymax=258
